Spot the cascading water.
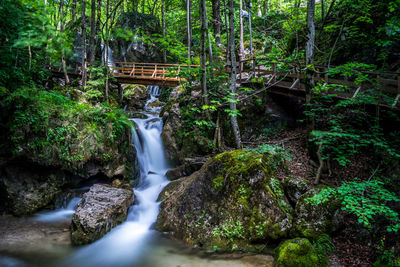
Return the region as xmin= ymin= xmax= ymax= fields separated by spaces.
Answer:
xmin=34 ymin=197 xmax=81 ymax=223
xmin=61 ymin=87 xmax=169 ymax=267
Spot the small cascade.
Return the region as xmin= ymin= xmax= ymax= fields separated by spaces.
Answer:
xmin=147 ymin=85 xmax=160 ymax=97
xmin=34 ymin=197 xmax=81 ymax=223
xmin=62 ymin=87 xmax=169 ymax=267
xmin=101 ymin=44 xmax=115 ymax=71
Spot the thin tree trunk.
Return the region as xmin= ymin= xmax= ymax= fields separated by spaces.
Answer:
xmin=305 ymin=0 xmax=315 ymax=135
xmin=72 ymin=0 xmax=77 ymax=23
xmin=60 ymin=0 xmax=70 ymax=84
xmin=105 ymin=0 xmax=110 ymax=101
xmin=211 ymin=0 xmax=221 ymax=47
xmin=229 ymin=0 xmax=241 ymax=149
xmin=223 ymin=0 xmax=229 ymax=61
xmin=239 ymin=0 xmax=244 ymax=69
xmin=89 ymin=0 xmax=97 ymax=65
xmin=321 ymin=0 xmax=325 ymax=20
xmin=187 ymin=0 xmax=192 ymax=62
xmin=200 ymin=0 xmax=209 ymax=108
xmin=162 ymin=0 xmax=166 ymax=62
xmin=257 ymin=0 xmax=262 ymax=17
xmin=82 ymin=0 xmax=88 ymax=87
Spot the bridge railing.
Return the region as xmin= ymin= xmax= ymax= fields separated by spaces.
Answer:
xmin=231 ymin=59 xmax=400 ymax=107
xmin=110 ymin=62 xmax=199 ymax=81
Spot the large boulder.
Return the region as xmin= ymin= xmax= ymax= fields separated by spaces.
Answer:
xmin=71 ymin=184 xmax=134 ymax=245
xmin=282 ymin=177 xmax=309 ymax=206
xmin=291 ymin=186 xmax=342 ymax=238
xmin=156 ymin=150 xmax=293 ymax=251
xmin=275 ymin=238 xmax=327 ymax=267
xmin=0 ymin=163 xmax=69 ymax=216
xmin=122 ymin=84 xmax=149 ymax=111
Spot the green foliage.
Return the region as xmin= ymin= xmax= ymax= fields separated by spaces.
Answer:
xmin=307 ymin=179 xmax=400 ymax=232
xmin=5 ymin=87 xmax=132 ymax=169
xmin=312 ymin=234 xmax=336 ymax=263
xmin=244 ymin=144 xmax=292 ymax=168
xmin=374 ymin=239 xmax=400 ymax=267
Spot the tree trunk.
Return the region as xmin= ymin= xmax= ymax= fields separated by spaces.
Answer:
xmin=223 ymin=0 xmax=229 ymax=61
xmin=239 ymin=0 xmax=244 ymax=69
xmin=229 ymin=0 xmax=242 ymax=149
xmin=72 ymin=0 xmax=77 ymax=23
xmin=60 ymin=0 xmax=70 ymax=85
xmin=200 ymin=0 xmax=209 ymax=108
xmin=321 ymin=0 xmax=325 ymax=20
xmin=187 ymin=0 xmax=192 ymax=62
xmin=305 ymin=0 xmax=315 ymax=135
xmin=81 ymin=0 xmax=88 ymax=87
xmin=257 ymin=0 xmax=262 ymax=17
xmin=89 ymin=0 xmax=97 ymax=65
xmin=162 ymin=0 xmax=166 ymax=62
xmin=105 ymin=0 xmax=110 ymax=101
xmin=211 ymin=0 xmax=221 ymax=47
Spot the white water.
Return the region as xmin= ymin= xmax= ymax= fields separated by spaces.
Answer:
xmin=61 ymin=88 xmax=169 ymax=267
xmin=34 ymin=197 xmax=81 ymax=223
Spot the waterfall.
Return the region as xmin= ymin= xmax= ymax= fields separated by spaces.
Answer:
xmin=34 ymin=197 xmax=81 ymax=223
xmin=101 ymin=44 xmax=115 ymax=71
xmin=62 ymin=86 xmax=169 ymax=267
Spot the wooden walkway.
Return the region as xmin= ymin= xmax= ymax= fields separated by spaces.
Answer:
xmin=234 ymin=60 xmax=400 ymax=108
xmin=50 ymin=60 xmax=400 ymax=108
xmin=111 ymin=62 xmax=198 ymax=87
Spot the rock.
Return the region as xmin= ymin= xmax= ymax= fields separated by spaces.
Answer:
xmin=161 ymin=100 xmax=183 ymax=163
xmin=282 ymin=177 xmax=309 ymax=206
xmin=275 ymin=238 xmax=327 ymax=267
xmin=147 ymin=100 xmax=163 ymax=109
xmin=71 ymin=184 xmax=134 ymax=245
xmin=156 ymin=150 xmax=293 ymax=251
xmin=122 ymin=84 xmax=149 ymax=111
xmin=165 ymin=157 xmax=207 ymax=181
xmin=0 ymin=163 xmax=69 ymax=216
xmin=111 ymin=179 xmax=132 ymax=190
xmin=291 ymin=186 xmax=341 ymax=238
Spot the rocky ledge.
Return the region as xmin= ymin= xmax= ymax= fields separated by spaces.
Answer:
xmin=71 ymin=184 xmax=134 ymax=245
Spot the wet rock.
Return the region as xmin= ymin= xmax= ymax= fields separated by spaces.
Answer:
xmin=165 ymin=157 xmax=207 ymax=181
xmin=275 ymin=238 xmax=327 ymax=267
xmin=282 ymin=177 xmax=309 ymax=206
xmin=147 ymin=100 xmax=163 ymax=109
xmin=71 ymin=184 xmax=134 ymax=245
xmin=156 ymin=150 xmax=293 ymax=251
xmin=161 ymin=101 xmax=183 ymax=163
xmin=0 ymin=163 xmax=69 ymax=216
xmin=291 ymin=186 xmax=341 ymax=238
xmin=122 ymin=84 xmax=149 ymax=111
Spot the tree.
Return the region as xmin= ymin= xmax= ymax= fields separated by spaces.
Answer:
xmin=60 ymin=0 xmax=70 ymax=85
xmin=187 ymin=0 xmax=192 ymax=62
xmin=81 ymin=0 xmax=88 ymax=86
xmin=211 ymin=0 xmax=221 ymax=47
xmin=200 ymin=0 xmax=209 ymax=109
xmin=228 ymin=0 xmax=242 ymax=149
xmin=89 ymin=0 xmax=97 ymax=65
xmin=162 ymin=0 xmax=166 ymax=62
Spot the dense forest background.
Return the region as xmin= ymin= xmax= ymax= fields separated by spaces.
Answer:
xmin=0 ymin=0 xmax=400 ymax=266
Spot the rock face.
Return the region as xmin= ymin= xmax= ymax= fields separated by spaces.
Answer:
xmin=0 ymin=163 xmax=69 ymax=216
xmin=165 ymin=157 xmax=207 ymax=181
xmin=71 ymin=184 xmax=134 ymax=245
xmin=122 ymin=84 xmax=149 ymax=111
xmin=291 ymin=186 xmax=341 ymax=238
xmin=275 ymin=238 xmax=327 ymax=267
xmin=282 ymin=177 xmax=309 ymax=206
xmin=156 ymin=150 xmax=293 ymax=251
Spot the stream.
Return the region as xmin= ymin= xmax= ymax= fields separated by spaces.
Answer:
xmin=0 ymin=86 xmax=274 ymax=267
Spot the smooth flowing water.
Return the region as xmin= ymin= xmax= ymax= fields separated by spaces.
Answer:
xmin=0 ymin=86 xmax=274 ymax=267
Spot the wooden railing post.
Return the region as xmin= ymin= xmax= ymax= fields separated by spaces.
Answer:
xmin=272 ymin=63 xmax=277 ymax=83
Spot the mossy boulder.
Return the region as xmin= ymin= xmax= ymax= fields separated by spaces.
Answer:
xmin=282 ymin=177 xmax=309 ymax=206
xmin=4 ymin=88 xmax=136 ymax=180
xmin=156 ymin=150 xmax=293 ymax=251
xmin=291 ymin=186 xmax=342 ymax=238
xmin=122 ymin=84 xmax=149 ymax=111
xmin=0 ymin=163 xmax=70 ymax=216
xmin=275 ymin=238 xmax=327 ymax=267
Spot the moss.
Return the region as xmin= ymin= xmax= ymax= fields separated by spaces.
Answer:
xmin=276 ymin=238 xmax=327 ymax=267
xmin=5 ymin=87 xmax=133 ymax=175
xmin=212 ymin=175 xmax=224 ymax=191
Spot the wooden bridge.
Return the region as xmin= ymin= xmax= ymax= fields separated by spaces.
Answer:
xmin=110 ymin=62 xmax=198 ymax=87
xmin=51 ymin=60 xmax=400 ymax=108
